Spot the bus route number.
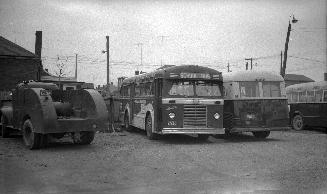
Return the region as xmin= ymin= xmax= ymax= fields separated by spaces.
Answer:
xmin=168 ymin=121 xmax=176 ymax=126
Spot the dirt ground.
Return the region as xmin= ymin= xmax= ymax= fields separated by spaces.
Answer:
xmin=1 ymin=128 xmax=327 ymax=194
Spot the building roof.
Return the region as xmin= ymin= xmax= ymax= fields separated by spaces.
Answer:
xmin=223 ymin=70 xmax=284 ymax=82
xmin=284 ymin=74 xmax=314 ymax=82
xmin=0 ymin=36 xmax=37 ymax=58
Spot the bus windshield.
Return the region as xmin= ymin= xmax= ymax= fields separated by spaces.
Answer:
xmin=165 ymin=80 xmax=222 ymax=97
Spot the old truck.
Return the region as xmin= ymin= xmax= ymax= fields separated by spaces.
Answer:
xmin=0 ymin=81 xmax=108 ymax=149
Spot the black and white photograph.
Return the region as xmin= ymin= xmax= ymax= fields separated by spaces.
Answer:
xmin=0 ymin=0 xmax=326 ymax=193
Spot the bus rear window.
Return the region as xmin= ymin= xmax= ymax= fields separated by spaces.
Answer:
xmin=239 ymin=82 xmax=259 ymax=97
xmin=263 ymin=82 xmax=281 ymax=97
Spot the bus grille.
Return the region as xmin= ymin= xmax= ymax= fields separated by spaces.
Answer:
xmin=183 ymin=104 xmax=207 ymax=128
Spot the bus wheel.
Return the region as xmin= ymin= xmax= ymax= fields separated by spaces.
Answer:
xmin=22 ymin=119 xmax=41 ymax=150
xmin=123 ymin=112 xmax=131 ymax=131
xmin=292 ymin=115 xmax=304 ymax=130
xmin=252 ymin=131 xmax=270 ymax=139
xmin=198 ymin=134 xmax=209 ymax=141
xmin=73 ymin=131 xmax=95 ymax=145
xmin=145 ymin=114 xmax=157 ymax=140
xmin=1 ymin=115 xmax=10 ymax=138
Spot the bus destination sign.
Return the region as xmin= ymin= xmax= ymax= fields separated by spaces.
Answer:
xmin=180 ymin=73 xmax=210 ymax=79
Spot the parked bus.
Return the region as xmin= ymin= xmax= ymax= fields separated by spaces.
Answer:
xmin=286 ymin=81 xmax=327 ymax=130
xmin=223 ymin=71 xmax=290 ymax=138
xmin=119 ymin=65 xmax=224 ymax=140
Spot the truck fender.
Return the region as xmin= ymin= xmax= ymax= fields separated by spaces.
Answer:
xmin=23 ymin=88 xmax=58 ymax=133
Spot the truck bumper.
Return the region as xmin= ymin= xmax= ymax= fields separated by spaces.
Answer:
xmin=161 ymin=128 xmax=225 ymax=134
xmin=45 ymin=118 xmax=107 ymax=133
xmin=228 ymin=126 xmax=291 ymax=133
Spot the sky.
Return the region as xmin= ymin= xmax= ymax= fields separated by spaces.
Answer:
xmin=0 ymin=0 xmax=326 ymax=86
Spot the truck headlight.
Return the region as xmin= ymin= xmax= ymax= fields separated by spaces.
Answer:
xmin=214 ymin=113 xmax=220 ymax=120
xmin=169 ymin=112 xmax=175 ymax=119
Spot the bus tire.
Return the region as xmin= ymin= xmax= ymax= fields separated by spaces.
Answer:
xmin=292 ymin=115 xmax=304 ymax=130
xmin=22 ymin=119 xmax=41 ymax=150
xmin=198 ymin=134 xmax=209 ymax=141
xmin=123 ymin=112 xmax=131 ymax=131
xmin=252 ymin=131 xmax=270 ymax=139
xmin=73 ymin=131 xmax=95 ymax=145
xmin=1 ymin=115 xmax=10 ymax=138
xmin=145 ymin=114 xmax=158 ymax=140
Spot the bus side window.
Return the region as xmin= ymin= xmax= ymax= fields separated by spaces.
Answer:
xmin=291 ymin=92 xmax=298 ymax=102
xmin=299 ymin=91 xmax=306 ymax=102
xmin=135 ymin=84 xmax=141 ymax=97
xmin=323 ymin=90 xmax=327 ymax=102
xmin=127 ymin=86 xmax=131 ymax=97
xmin=315 ymin=90 xmax=323 ymax=102
xmin=307 ymin=91 xmax=315 ymax=102
xmin=287 ymin=93 xmax=292 ymax=102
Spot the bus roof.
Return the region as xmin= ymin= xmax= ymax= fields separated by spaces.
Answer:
xmin=122 ymin=65 xmax=222 ymax=85
xmin=286 ymin=80 xmax=327 ymax=92
xmin=223 ymin=70 xmax=284 ymax=82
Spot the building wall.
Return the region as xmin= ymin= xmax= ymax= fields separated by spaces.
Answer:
xmin=0 ymin=57 xmax=39 ymax=90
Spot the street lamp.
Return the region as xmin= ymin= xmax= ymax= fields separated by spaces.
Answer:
xmin=281 ymin=15 xmax=298 ymax=77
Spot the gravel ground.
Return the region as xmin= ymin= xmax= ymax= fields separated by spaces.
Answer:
xmin=1 ymin=128 xmax=327 ymax=194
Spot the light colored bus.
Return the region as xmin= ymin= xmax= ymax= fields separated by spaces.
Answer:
xmin=286 ymin=81 xmax=327 ymax=130
xmin=119 ymin=65 xmax=224 ymax=140
xmin=223 ymin=70 xmax=290 ymax=138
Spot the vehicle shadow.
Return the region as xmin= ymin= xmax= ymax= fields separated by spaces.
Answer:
xmin=213 ymin=133 xmax=282 ymax=143
xmin=2 ymin=134 xmax=97 ymax=151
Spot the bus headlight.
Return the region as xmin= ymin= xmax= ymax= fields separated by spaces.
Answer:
xmin=169 ymin=112 xmax=175 ymax=119
xmin=214 ymin=113 xmax=220 ymax=120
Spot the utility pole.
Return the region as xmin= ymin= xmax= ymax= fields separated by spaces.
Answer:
xmin=106 ymin=36 xmax=110 ymax=86
xmin=136 ymin=43 xmax=143 ymax=69
xmin=282 ymin=15 xmax=298 ymax=77
xmin=227 ymin=62 xmax=231 ymax=72
xmin=75 ymin=53 xmax=78 ymax=80
xmin=280 ymin=51 xmax=283 ymax=76
xmin=245 ymin=58 xmax=253 ymax=70
xmin=158 ymin=35 xmax=168 ymax=66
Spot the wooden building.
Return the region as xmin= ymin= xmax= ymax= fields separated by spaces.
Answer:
xmin=0 ymin=36 xmax=40 ymax=91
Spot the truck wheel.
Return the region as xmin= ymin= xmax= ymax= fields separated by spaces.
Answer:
xmin=198 ymin=134 xmax=210 ymax=141
xmin=292 ymin=115 xmax=304 ymax=130
xmin=22 ymin=119 xmax=41 ymax=149
xmin=1 ymin=115 xmax=10 ymax=138
xmin=252 ymin=131 xmax=270 ymax=139
xmin=145 ymin=114 xmax=158 ymax=140
xmin=73 ymin=131 xmax=95 ymax=145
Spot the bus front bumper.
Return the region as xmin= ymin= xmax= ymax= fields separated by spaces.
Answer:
xmin=228 ymin=126 xmax=291 ymax=133
xmin=161 ymin=128 xmax=225 ymax=134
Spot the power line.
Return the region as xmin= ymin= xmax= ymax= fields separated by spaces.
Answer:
xmin=288 ymin=55 xmax=326 ymax=64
